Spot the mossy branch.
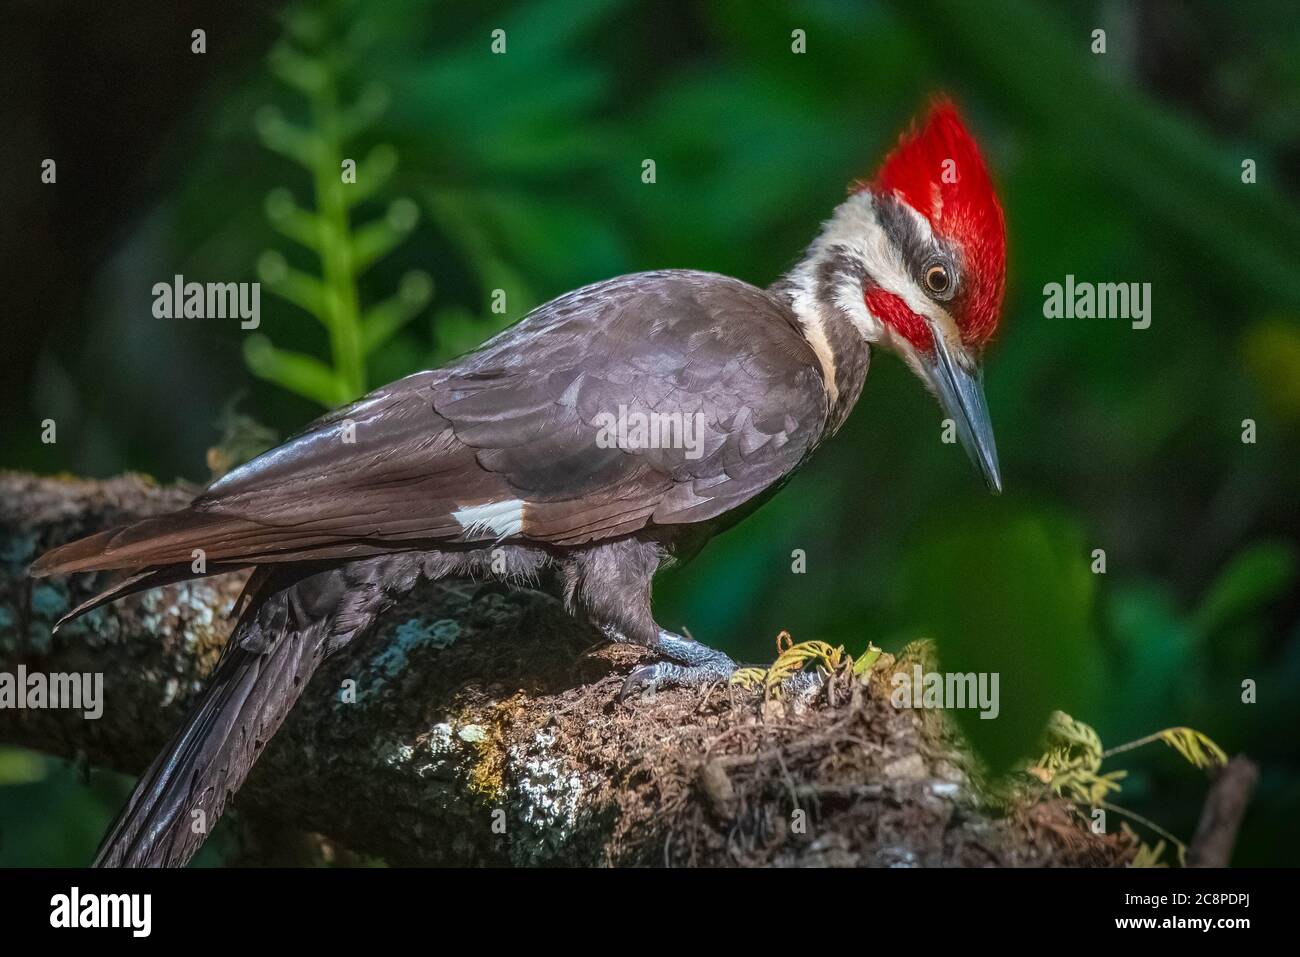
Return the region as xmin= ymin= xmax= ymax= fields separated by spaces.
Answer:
xmin=0 ymin=471 xmax=1148 ymax=868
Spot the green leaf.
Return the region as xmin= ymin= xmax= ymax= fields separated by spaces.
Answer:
xmin=1194 ymin=541 xmax=1299 ymax=638
xmin=896 ymin=508 xmax=1101 ymax=770
xmin=352 ymin=199 xmax=419 ymax=274
xmin=1157 ymin=727 xmax=1229 ymax=771
xmin=243 ymin=336 xmax=347 ymax=407
xmin=362 ymin=271 xmax=432 ymax=353
xmin=254 ymin=105 xmax=324 ymax=168
xmin=267 ymin=40 xmax=330 ymax=95
xmin=345 ymin=143 xmax=398 ymax=208
xmin=0 ymin=747 xmax=47 ymax=786
xmin=264 ymin=188 xmax=323 ymax=252
xmin=258 ymin=251 xmax=331 ymax=326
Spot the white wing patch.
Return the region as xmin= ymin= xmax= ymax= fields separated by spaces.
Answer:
xmin=452 ymin=499 xmax=525 ymax=541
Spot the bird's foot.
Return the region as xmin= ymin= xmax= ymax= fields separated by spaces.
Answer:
xmin=619 ymin=660 xmax=733 ymax=700
xmin=617 ymin=630 xmax=825 ymax=701
xmin=617 ymin=632 xmax=737 ymax=701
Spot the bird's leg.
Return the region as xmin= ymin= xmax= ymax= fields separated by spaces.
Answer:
xmin=603 ymin=626 xmax=822 ymax=699
xmin=566 ymin=540 xmax=738 ymax=698
xmin=568 ymin=539 xmax=821 ymax=700
xmin=602 ymin=625 xmax=740 ymax=699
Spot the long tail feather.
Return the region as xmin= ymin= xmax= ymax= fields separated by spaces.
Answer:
xmin=31 ymin=512 xmax=233 ymax=577
xmin=52 ymin=564 xmax=249 ymax=634
xmin=93 ymin=602 xmax=327 ymax=867
xmin=91 ymin=555 xmax=424 ymax=867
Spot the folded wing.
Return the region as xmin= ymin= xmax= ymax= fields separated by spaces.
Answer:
xmin=33 ymin=270 xmax=828 ymax=577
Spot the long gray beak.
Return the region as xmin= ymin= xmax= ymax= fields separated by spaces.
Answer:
xmin=927 ymin=335 xmax=1002 ymax=494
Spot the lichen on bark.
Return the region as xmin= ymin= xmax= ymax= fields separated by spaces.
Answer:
xmin=0 ymin=471 xmax=1136 ymax=866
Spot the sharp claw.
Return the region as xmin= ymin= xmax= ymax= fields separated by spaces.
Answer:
xmin=618 ymin=663 xmax=661 ymax=703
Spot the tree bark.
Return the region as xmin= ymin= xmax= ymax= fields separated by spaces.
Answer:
xmin=1 ymin=470 xmax=1143 ymax=866
xmin=1186 ymin=756 xmax=1259 ymax=868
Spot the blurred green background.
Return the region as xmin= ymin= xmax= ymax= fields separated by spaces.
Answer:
xmin=2 ymin=0 xmax=1298 ymax=866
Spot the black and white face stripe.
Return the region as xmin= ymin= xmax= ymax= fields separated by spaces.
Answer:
xmin=777 ymin=191 xmax=945 ymax=343
xmin=871 ymin=192 xmax=964 ymax=311
xmin=773 ymin=187 xmax=988 ymax=430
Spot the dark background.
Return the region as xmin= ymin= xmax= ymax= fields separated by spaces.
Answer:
xmin=2 ymin=0 xmax=1298 ymax=866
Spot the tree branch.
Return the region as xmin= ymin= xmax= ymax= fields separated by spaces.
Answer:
xmin=1 ymin=471 xmax=1139 ymax=866
xmin=1186 ymin=756 xmax=1259 ymax=868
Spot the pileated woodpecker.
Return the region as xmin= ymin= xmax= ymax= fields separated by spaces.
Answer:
xmin=32 ymin=98 xmax=1007 ymax=866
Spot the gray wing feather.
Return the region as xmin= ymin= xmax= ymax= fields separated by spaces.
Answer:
xmin=35 ymin=270 xmax=829 ymax=573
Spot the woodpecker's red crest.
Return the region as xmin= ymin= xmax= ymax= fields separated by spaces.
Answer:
xmin=860 ymin=98 xmax=1006 ymax=349
xmin=33 ymin=92 xmax=1016 ymax=868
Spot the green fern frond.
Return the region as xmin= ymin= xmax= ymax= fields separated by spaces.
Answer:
xmin=1102 ymin=726 xmax=1229 ymax=771
xmin=1127 ymin=830 xmax=1170 ymax=869
xmin=248 ymin=1 xmax=430 ymax=406
xmin=727 ymin=632 xmax=850 ymax=696
xmin=1031 ymin=712 xmax=1226 ymax=867
xmin=1156 ymin=728 xmax=1230 ymax=770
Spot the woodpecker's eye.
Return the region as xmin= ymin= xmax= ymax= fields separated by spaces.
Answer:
xmin=925 ymin=264 xmax=950 ymax=295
